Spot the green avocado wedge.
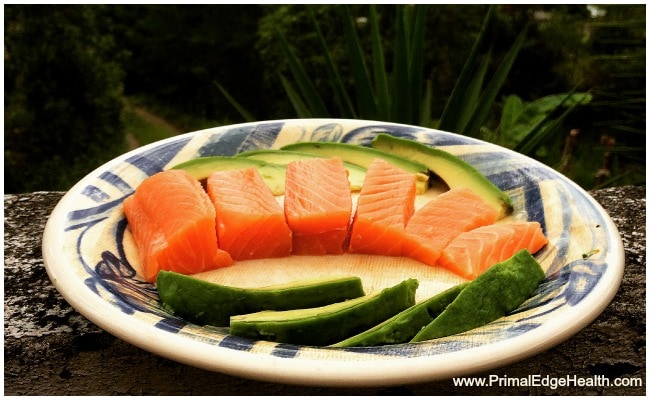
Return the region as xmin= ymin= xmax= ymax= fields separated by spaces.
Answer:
xmin=371 ymin=134 xmax=513 ymax=219
xmin=156 ymin=271 xmax=366 ymax=327
xmin=171 ymin=156 xmax=287 ymax=195
xmin=235 ymin=149 xmax=367 ymax=191
xmin=332 ymin=282 xmax=468 ymax=347
xmin=279 ymin=141 xmax=430 ymax=194
xmin=411 ymin=250 xmax=545 ymax=342
xmin=229 ymin=279 xmax=419 ymax=346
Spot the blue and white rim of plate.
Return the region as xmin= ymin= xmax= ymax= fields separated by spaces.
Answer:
xmin=43 ymin=118 xmax=624 ymax=386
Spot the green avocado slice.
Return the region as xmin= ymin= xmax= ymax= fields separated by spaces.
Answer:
xmin=371 ymin=134 xmax=513 ymax=219
xmin=229 ymin=279 xmax=419 ymax=346
xmin=411 ymin=249 xmax=545 ymax=342
xmin=332 ymin=282 xmax=468 ymax=347
xmin=156 ymin=271 xmax=366 ymax=327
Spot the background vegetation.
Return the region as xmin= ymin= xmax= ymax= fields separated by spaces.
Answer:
xmin=4 ymin=4 xmax=645 ymax=193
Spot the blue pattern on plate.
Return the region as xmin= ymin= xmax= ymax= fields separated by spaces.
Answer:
xmin=59 ymin=119 xmax=615 ymax=361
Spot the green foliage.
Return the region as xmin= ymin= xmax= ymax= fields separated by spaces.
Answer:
xmin=487 ymin=92 xmax=593 ymax=151
xmin=5 ymin=5 xmax=126 ymax=192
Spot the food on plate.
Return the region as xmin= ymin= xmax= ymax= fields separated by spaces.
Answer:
xmin=280 ymin=141 xmax=430 ymax=194
xmin=402 ymin=187 xmax=500 ymax=266
xmin=122 ymin=169 xmax=233 ymax=283
xmin=229 ymin=279 xmax=419 ymax=346
xmin=348 ymin=158 xmax=417 ymax=256
xmin=156 ymin=271 xmax=365 ymax=327
xmin=236 ymin=149 xmax=367 ymax=191
xmin=283 ymin=157 xmax=353 ymax=255
xmin=371 ymin=133 xmax=513 ymax=219
xmin=206 ymin=167 xmax=292 ymax=260
xmin=123 ymin=134 xmax=549 ymax=346
xmin=438 ymin=221 xmax=549 ymax=280
xmin=411 ymin=249 xmax=545 ymax=342
xmin=172 ymin=156 xmax=287 ymax=195
xmin=332 ymin=283 xmax=468 ymax=347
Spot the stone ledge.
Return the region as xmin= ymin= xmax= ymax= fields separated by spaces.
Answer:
xmin=4 ymin=187 xmax=646 ymax=395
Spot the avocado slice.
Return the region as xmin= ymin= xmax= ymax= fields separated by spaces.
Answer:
xmin=371 ymin=134 xmax=513 ymax=218
xmin=279 ymin=142 xmax=430 ymax=194
xmin=235 ymin=149 xmax=367 ymax=191
xmin=171 ymin=156 xmax=287 ymax=195
xmin=156 ymin=271 xmax=366 ymax=327
xmin=411 ymin=250 xmax=545 ymax=342
xmin=229 ymin=279 xmax=419 ymax=346
xmin=332 ymin=282 xmax=468 ymax=347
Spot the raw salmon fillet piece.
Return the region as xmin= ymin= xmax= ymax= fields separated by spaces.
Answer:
xmin=402 ymin=187 xmax=500 ymax=265
xmin=348 ymin=158 xmax=417 ymax=256
xmin=206 ymin=167 xmax=292 ymax=260
xmin=438 ymin=221 xmax=548 ymax=280
xmin=123 ymin=169 xmax=233 ymax=283
xmin=284 ymin=157 xmax=352 ymax=255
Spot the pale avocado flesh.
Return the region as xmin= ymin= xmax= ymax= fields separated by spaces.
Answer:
xmin=236 ymin=149 xmax=367 ymax=191
xmin=171 ymin=156 xmax=287 ymax=195
xmin=371 ymin=134 xmax=513 ymax=219
xmin=280 ymin=141 xmax=430 ymax=194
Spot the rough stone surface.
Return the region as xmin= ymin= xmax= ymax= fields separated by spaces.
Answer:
xmin=4 ymin=187 xmax=646 ymax=395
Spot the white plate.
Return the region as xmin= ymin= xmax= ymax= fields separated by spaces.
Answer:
xmin=43 ymin=119 xmax=624 ymax=387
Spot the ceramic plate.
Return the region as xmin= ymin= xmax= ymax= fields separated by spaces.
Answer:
xmin=43 ymin=119 xmax=624 ymax=387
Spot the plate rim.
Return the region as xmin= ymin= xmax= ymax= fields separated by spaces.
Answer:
xmin=42 ymin=118 xmax=625 ymax=386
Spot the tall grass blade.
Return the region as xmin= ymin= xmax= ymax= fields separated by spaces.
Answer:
xmin=213 ymin=80 xmax=257 ymax=122
xmin=438 ymin=5 xmax=495 ymax=132
xmin=419 ymin=79 xmax=433 ymax=127
xmin=407 ymin=4 xmax=426 ymax=125
xmin=392 ymin=5 xmax=409 ymax=122
xmin=369 ymin=5 xmax=390 ymax=120
xmin=275 ymin=28 xmax=329 ymax=117
xmin=342 ymin=6 xmax=376 ymax=118
xmin=462 ymin=24 xmax=529 ymax=137
xmin=308 ymin=7 xmax=356 ymax=119
xmin=456 ymin=45 xmax=491 ymax=133
xmin=279 ymin=74 xmax=312 ymax=118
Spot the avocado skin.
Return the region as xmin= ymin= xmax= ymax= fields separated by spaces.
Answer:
xmin=371 ymin=134 xmax=513 ymax=218
xmin=332 ymin=282 xmax=468 ymax=347
xmin=411 ymin=250 xmax=545 ymax=342
xmin=229 ymin=279 xmax=419 ymax=346
xmin=156 ymin=271 xmax=366 ymax=327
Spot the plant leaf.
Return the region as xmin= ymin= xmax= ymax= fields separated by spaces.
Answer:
xmin=462 ymin=24 xmax=529 ymax=137
xmin=309 ymin=7 xmax=357 ymax=119
xmin=505 ymin=92 xmax=591 ymax=146
xmin=278 ymin=74 xmax=312 ymax=118
xmin=499 ymin=95 xmax=525 ymax=139
xmin=456 ymin=45 xmax=491 ymax=133
xmin=369 ymin=5 xmax=390 ymax=120
xmin=407 ymin=4 xmax=427 ymax=125
xmin=213 ymin=80 xmax=257 ymax=122
xmin=514 ymin=91 xmax=590 ymax=155
xmin=342 ymin=5 xmax=376 ymax=118
xmin=438 ymin=5 xmax=495 ymax=132
xmin=274 ymin=28 xmax=329 ymax=117
xmin=392 ymin=5 xmax=409 ymax=122
xmin=419 ymin=79 xmax=433 ymax=127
